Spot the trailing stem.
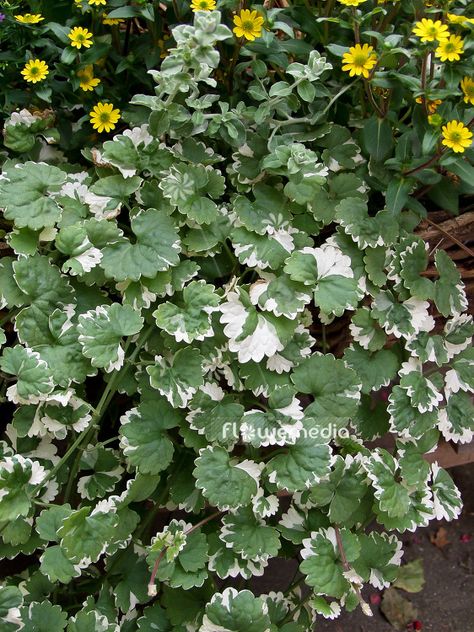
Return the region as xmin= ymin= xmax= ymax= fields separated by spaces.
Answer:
xmin=334 ymin=525 xmax=372 ymax=617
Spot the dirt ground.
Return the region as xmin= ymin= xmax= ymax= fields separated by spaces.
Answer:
xmin=251 ymin=462 xmax=474 ymax=632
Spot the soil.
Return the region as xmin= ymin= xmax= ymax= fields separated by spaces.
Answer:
xmin=250 ymin=462 xmax=474 ymax=632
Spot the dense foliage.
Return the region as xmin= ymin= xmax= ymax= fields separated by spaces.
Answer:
xmin=0 ymin=0 xmax=473 ymax=630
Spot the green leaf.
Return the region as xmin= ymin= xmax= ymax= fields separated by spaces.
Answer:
xmin=58 ymin=506 xmax=118 ymax=563
xmin=0 ymin=345 xmax=53 ymax=404
xmin=361 ymin=117 xmax=394 ymax=162
xmin=137 ymin=603 xmax=172 ymax=632
xmin=100 ymin=209 xmax=181 ymax=282
xmin=154 ymin=281 xmax=220 ymax=343
xmin=388 ymin=385 xmax=438 ymax=439
xmin=385 ymin=178 xmax=413 ymax=215
xmin=13 ymin=255 xmax=74 ymax=346
xmin=365 ymin=450 xmax=410 ymax=518
xmin=0 ymin=586 xmax=23 ymax=621
xmin=119 ymin=399 xmax=180 ymax=474
xmin=291 ymin=354 xmax=361 ymax=423
xmin=193 ymin=447 xmax=259 ymax=510
xmin=399 ymin=239 xmax=433 ymax=299
xmin=201 ymin=588 xmax=271 ymax=632
xmin=352 ymin=532 xmax=402 ymax=589
xmin=19 ymin=601 xmax=67 ymax=632
xmin=399 ymin=369 xmax=443 ymax=414
xmin=147 ymin=347 xmax=204 ymax=408
xmin=309 ymin=456 xmax=371 ymax=526
xmin=344 ymin=344 xmax=399 ymax=394
xmin=336 ymin=199 xmax=399 ymax=249
xmin=219 ymin=507 xmax=281 ymax=561
xmin=300 ymin=527 xmax=358 ymax=599
xmin=36 ymin=505 xmax=73 ymax=542
xmin=0 ymin=162 xmax=66 ymax=229
xmin=430 ymin=463 xmax=462 ymax=521
xmin=434 ymin=250 xmax=468 ymax=317
xmin=266 ymin=417 xmax=334 ymax=492
xmin=40 ymin=545 xmax=81 ymax=584
xmin=67 ymin=609 xmax=117 ymax=632
xmin=78 ymin=304 xmax=143 ymax=373
xmin=90 ymin=174 xmax=142 ymax=201
xmin=285 ymin=243 xmax=361 ymax=317
xmin=0 ymin=455 xmax=46 ymax=522
xmin=188 ymin=390 xmax=244 ymax=446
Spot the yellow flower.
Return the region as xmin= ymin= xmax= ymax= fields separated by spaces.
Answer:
xmin=15 ymin=13 xmax=44 ymax=24
xmin=89 ymin=0 xmax=107 ymax=5
xmin=190 ymin=0 xmax=217 ymax=10
xmin=338 ymin=0 xmax=368 ymax=5
xmin=441 ymin=120 xmax=473 ymax=153
xmin=435 ymin=34 xmax=464 ymax=61
xmin=446 ymin=13 xmax=474 ymax=27
xmin=102 ymin=17 xmax=125 ymax=25
xmin=89 ymin=102 xmax=121 ymax=133
xmin=68 ymin=26 xmax=94 ymax=49
xmin=412 ymin=19 xmax=450 ymax=42
xmin=77 ymin=65 xmax=101 ymax=91
xmin=415 ymin=96 xmax=442 ymax=113
xmin=21 ymin=59 xmax=49 ymax=83
xmin=460 ymin=77 xmax=474 ymax=105
xmin=233 ymin=9 xmax=264 ymax=41
xmin=342 ymin=43 xmax=377 ymax=78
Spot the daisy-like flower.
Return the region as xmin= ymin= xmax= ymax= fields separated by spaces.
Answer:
xmin=68 ymin=26 xmax=93 ymax=49
xmin=338 ymin=0 xmax=368 ymax=5
xmin=190 ymin=0 xmax=217 ymax=10
xmin=435 ymin=34 xmax=464 ymax=62
xmin=77 ymin=65 xmax=101 ymax=91
xmin=233 ymin=9 xmax=264 ymax=41
xmin=89 ymin=102 xmax=121 ymax=133
xmin=89 ymin=0 xmax=107 ymax=5
xmin=15 ymin=13 xmax=44 ymax=24
xmin=441 ymin=120 xmax=473 ymax=153
xmin=412 ymin=18 xmax=450 ymax=42
xmin=446 ymin=13 xmax=474 ymax=27
xmin=415 ymin=96 xmax=442 ymax=113
xmin=342 ymin=43 xmax=377 ymax=78
xmin=460 ymin=77 xmax=474 ymax=105
xmin=21 ymin=59 xmax=49 ymax=83
xmin=102 ymin=17 xmax=125 ymax=25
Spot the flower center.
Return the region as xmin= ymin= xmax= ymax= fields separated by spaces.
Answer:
xmin=445 ymin=42 xmax=455 ymax=52
xmin=31 ymin=66 xmax=39 ymax=75
xmin=450 ymin=131 xmax=461 ymax=142
xmin=100 ymin=113 xmax=111 ymax=123
xmin=354 ymin=53 xmax=368 ymax=66
xmin=242 ymin=20 xmax=254 ymax=32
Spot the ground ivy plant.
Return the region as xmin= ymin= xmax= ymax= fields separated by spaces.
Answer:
xmin=0 ymin=10 xmax=473 ymax=632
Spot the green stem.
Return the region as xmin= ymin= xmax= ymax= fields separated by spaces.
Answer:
xmin=34 ymin=326 xmax=153 ymax=501
xmin=402 ymin=149 xmax=442 ymax=177
xmin=322 ymin=80 xmax=356 ymax=115
xmin=364 ymin=80 xmax=385 ymax=118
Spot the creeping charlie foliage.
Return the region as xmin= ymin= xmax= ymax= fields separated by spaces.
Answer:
xmin=0 ymin=1 xmax=473 ymax=631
